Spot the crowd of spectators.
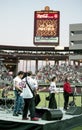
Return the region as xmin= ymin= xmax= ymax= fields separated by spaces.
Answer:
xmin=0 ymin=61 xmax=13 ymax=87
xmin=0 ymin=60 xmax=82 ymax=87
xmin=36 ymin=62 xmax=82 ymax=84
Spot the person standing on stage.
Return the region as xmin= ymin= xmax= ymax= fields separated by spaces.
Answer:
xmin=63 ymin=77 xmax=72 ymax=110
xmin=22 ymin=71 xmax=39 ymax=121
xmin=48 ymin=76 xmax=58 ymax=109
xmin=13 ymin=71 xmax=24 ymax=116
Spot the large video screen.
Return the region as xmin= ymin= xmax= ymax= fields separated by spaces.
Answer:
xmin=33 ymin=11 xmax=60 ymax=46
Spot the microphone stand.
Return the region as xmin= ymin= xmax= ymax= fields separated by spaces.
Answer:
xmin=57 ymin=84 xmax=61 ymax=109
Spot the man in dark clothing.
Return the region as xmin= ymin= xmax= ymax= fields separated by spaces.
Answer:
xmin=63 ymin=78 xmax=73 ymax=110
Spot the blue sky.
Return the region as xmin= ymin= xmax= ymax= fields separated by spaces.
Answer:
xmin=0 ymin=0 xmax=82 ymax=47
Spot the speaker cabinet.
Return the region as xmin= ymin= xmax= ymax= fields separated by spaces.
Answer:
xmin=35 ymin=108 xmax=63 ymax=121
xmin=66 ymin=106 xmax=82 ymax=115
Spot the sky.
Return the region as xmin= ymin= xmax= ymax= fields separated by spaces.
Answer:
xmin=0 ymin=0 xmax=82 ymax=47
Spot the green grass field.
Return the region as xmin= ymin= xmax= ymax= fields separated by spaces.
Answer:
xmin=0 ymin=89 xmax=81 ymax=108
xmin=71 ymin=126 xmax=82 ymax=130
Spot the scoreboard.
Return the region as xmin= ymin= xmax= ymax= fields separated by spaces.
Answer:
xmin=33 ymin=10 xmax=60 ymax=46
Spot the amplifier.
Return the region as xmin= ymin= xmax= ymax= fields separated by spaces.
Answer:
xmin=66 ymin=106 xmax=82 ymax=115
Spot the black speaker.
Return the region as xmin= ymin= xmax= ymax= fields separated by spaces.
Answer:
xmin=66 ymin=106 xmax=82 ymax=115
xmin=35 ymin=108 xmax=63 ymax=121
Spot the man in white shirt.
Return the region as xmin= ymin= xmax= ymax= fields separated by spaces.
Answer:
xmin=13 ymin=71 xmax=24 ymax=116
xmin=22 ymin=71 xmax=39 ymax=121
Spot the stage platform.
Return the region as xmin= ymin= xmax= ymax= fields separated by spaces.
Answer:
xmin=0 ymin=107 xmax=82 ymax=130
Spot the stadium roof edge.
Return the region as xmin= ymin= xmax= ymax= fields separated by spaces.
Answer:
xmin=0 ymin=45 xmax=69 ymax=51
